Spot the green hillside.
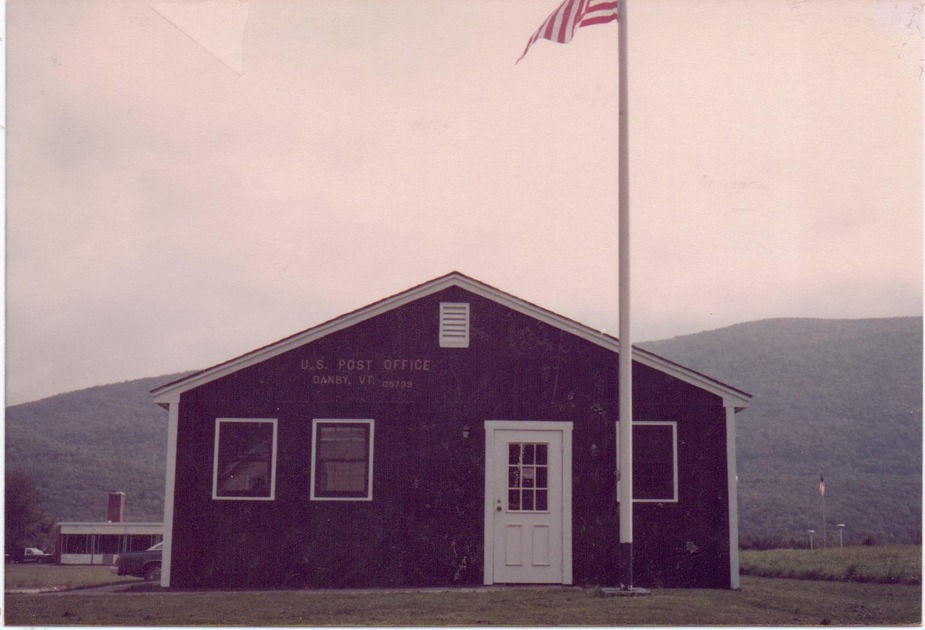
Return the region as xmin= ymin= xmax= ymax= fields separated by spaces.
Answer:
xmin=642 ymin=317 xmax=922 ymax=547
xmin=5 ymin=373 xmax=191 ymax=521
xmin=5 ymin=317 xmax=922 ymax=547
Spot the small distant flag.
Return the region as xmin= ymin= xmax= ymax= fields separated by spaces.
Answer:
xmin=818 ymin=471 xmax=825 ymax=496
xmin=517 ymin=0 xmax=619 ymax=63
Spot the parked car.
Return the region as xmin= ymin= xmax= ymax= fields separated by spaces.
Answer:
xmin=18 ymin=547 xmax=54 ymax=563
xmin=110 ymin=542 xmax=163 ymax=581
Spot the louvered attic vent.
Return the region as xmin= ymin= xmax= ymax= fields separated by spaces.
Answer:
xmin=439 ymin=302 xmax=470 ymax=348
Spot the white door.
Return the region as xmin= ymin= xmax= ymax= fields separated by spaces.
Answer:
xmin=484 ymin=421 xmax=572 ymax=584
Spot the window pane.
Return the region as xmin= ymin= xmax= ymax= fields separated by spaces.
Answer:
xmin=635 ymin=462 xmax=674 ymax=499
xmin=536 ymin=444 xmax=548 ymax=465
xmin=314 ymin=422 xmax=371 ymax=498
xmin=319 ymin=425 xmax=368 ymax=459
xmin=536 ymin=466 xmax=548 ymax=489
xmin=522 ymin=466 xmax=535 ymax=488
xmin=509 ymin=443 xmax=519 ymax=465
xmin=633 ymin=424 xmax=675 ymax=500
xmin=63 ymin=535 xmax=91 ymax=554
xmin=319 ymin=461 xmax=367 ymax=493
xmin=536 ymin=490 xmax=548 ymax=511
xmin=127 ymin=536 xmax=160 ymax=552
xmin=216 ymin=422 xmax=274 ymax=498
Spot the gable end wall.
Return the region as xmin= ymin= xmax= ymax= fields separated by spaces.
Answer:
xmin=168 ymin=287 xmax=731 ymax=588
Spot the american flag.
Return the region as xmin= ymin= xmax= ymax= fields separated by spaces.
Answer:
xmin=819 ymin=471 xmax=825 ymax=496
xmin=518 ymin=0 xmax=619 ymax=63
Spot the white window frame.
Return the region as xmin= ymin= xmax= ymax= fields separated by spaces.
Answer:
xmin=615 ymin=420 xmax=678 ymax=503
xmin=310 ymin=419 xmax=375 ymax=501
xmin=212 ymin=418 xmax=278 ymax=501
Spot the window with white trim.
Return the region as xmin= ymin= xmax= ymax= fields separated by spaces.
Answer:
xmin=615 ymin=421 xmax=678 ymax=502
xmin=439 ymin=302 xmax=470 ymax=348
xmin=212 ymin=418 xmax=278 ymax=500
xmin=311 ymin=419 xmax=375 ymax=501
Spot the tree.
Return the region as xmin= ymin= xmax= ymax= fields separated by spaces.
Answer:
xmin=5 ymin=468 xmax=47 ymax=555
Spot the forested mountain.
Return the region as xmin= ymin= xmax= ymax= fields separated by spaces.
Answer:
xmin=5 ymin=373 xmax=191 ymax=522
xmin=642 ymin=316 xmax=922 ymax=546
xmin=5 ymin=317 xmax=921 ymax=546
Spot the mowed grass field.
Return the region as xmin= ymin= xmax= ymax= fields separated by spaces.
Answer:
xmin=4 ymin=546 xmax=921 ymax=626
xmin=4 ymin=563 xmax=139 ymax=591
xmin=740 ymin=544 xmax=921 ymax=584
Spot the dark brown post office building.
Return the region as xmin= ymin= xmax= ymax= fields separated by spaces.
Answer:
xmin=152 ymin=272 xmax=750 ymax=589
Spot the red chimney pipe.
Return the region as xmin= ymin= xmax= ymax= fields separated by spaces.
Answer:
xmin=107 ymin=492 xmax=125 ymax=523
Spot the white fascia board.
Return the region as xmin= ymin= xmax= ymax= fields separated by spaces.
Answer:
xmin=447 ymin=277 xmax=751 ymax=409
xmin=152 ymin=272 xmax=751 ymax=409
xmin=152 ymin=274 xmax=464 ymax=402
xmin=54 ymin=523 xmax=164 ymax=534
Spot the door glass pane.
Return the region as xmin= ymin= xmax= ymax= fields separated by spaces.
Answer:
xmin=509 ymin=466 xmax=520 ymax=487
xmin=523 ymin=466 xmax=535 ymax=488
xmin=506 ymin=442 xmax=550 ymax=512
xmin=508 ymin=489 xmax=521 ymax=510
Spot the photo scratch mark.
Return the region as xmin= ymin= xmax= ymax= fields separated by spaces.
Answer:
xmin=150 ymin=1 xmax=249 ymax=76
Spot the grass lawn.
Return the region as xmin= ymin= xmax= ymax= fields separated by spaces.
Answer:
xmin=4 ymin=564 xmax=141 ymax=591
xmin=4 ymin=576 xmax=921 ymax=626
xmin=5 ymin=549 xmax=922 ymax=626
xmin=741 ymin=545 xmax=922 ymax=584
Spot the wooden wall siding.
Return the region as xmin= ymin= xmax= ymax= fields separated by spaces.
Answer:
xmin=169 ymin=286 xmax=730 ymax=589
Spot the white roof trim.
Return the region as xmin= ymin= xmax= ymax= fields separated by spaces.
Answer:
xmin=54 ymin=522 xmax=164 ymax=533
xmin=152 ymin=272 xmax=750 ymax=409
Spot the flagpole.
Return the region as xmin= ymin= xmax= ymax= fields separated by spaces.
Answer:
xmin=516 ymin=0 xmax=633 ymax=592
xmin=821 ymin=468 xmax=827 ymax=548
xmin=617 ymin=0 xmax=633 ymax=590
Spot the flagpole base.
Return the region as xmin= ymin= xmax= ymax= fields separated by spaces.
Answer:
xmin=618 ymin=541 xmax=633 ymax=590
xmin=602 ymin=543 xmax=650 ymax=596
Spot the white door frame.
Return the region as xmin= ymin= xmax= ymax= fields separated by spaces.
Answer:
xmin=483 ymin=420 xmax=573 ymax=585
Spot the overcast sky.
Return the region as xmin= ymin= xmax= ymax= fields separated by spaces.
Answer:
xmin=6 ymin=0 xmax=922 ymax=406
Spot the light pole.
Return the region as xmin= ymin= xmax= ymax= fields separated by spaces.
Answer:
xmin=836 ymin=523 xmax=845 ymax=548
xmin=808 ymin=529 xmax=816 ymax=550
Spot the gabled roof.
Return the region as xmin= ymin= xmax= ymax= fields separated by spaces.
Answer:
xmin=152 ymin=271 xmax=751 ymax=409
